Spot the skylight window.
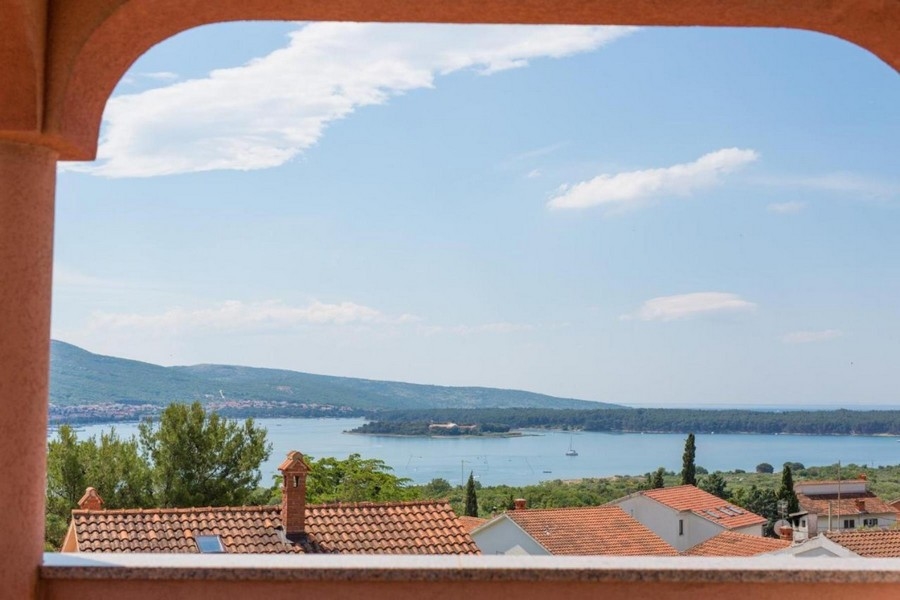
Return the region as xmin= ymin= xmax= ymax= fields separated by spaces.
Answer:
xmin=195 ymin=535 xmax=225 ymax=553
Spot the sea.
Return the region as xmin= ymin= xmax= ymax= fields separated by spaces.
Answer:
xmin=63 ymin=418 xmax=900 ymax=488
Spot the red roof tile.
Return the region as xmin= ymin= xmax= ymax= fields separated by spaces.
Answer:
xmin=640 ymin=485 xmax=766 ymax=529
xmin=457 ymin=516 xmax=488 ymax=533
xmin=796 ymin=491 xmax=898 ymax=516
xmin=503 ymin=506 xmax=677 ymax=556
xmin=684 ymin=531 xmax=790 ymax=556
xmin=825 ymin=530 xmax=900 ymax=557
xmin=70 ymin=500 xmax=478 ymax=555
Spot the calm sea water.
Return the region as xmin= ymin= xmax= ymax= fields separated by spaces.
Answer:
xmin=69 ymin=418 xmax=900 ymax=487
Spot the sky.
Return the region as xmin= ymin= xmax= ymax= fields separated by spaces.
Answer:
xmin=52 ymin=22 xmax=900 ymax=409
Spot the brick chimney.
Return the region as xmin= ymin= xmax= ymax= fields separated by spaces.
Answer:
xmin=78 ymin=487 xmax=103 ymax=511
xmin=778 ymin=525 xmax=793 ymax=541
xmin=278 ymin=451 xmax=310 ymax=540
xmin=855 ymin=499 xmax=867 ymax=512
xmin=514 ymin=498 xmax=527 ymax=510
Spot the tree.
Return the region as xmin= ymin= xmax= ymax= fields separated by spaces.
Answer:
xmin=138 ymin=402 xmax=271 ymax=507
xmin=732 ymin=484 xmax=778 ymax=537
xmin=681 ymin=433 xmax=697 ymax=486
xmin=651 ymin=467 xmax=665 ymax=489
xmin=304 ymin=454 xmax=412 ymax=503
xmin=699 ymin=471 xmax=729 ymax=500
xmin=46 ymin=425 xmax=153 ymax=549
xmin=776 ymin=464 xmax=800 ymax=514
xmin=465 ymin=471 xmax=478 ymax=517
xmin=756 ymin=462 xmax=774 ymax=474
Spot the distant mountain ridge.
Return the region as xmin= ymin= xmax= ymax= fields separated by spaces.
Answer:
xmin=50 ymin=340 xmax=618 ymax=411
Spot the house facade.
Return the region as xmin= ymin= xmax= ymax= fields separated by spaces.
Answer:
xmin=609 ymin=485 xmax=766 ymax=553
xmin=793 ymin=479 xmax=899 ymax=540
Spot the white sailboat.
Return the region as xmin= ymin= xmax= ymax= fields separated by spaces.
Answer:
xmin=565 ymin=436 xmax=578 ymax=456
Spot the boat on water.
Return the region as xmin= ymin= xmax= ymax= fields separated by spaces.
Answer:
xmin=565 ymin=436 xmax=578 ymax=457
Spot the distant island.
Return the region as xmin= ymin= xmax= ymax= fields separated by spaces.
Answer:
xmin=351 ymin=407 xmax=900 ymax=437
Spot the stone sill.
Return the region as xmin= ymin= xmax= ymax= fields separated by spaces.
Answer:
xmin=41 ymin=554 xmax=900 ymax=584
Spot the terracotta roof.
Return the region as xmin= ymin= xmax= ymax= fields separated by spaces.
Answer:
xmin=796 ymin=491 xmax=899 ymax=516
xmin=825 ymin=530 xmax=900 ymax=557
xmin=684 ymin=531 xmax=790 ymax=556
xmin=503 ymin=506 xmax=677 ymax=556
xmin=457 ymin=515 xmax=488 ymax=533
xmin=640 ymin=485 xmax=766 ymax=529
xmin=70 ymin=500 xmax=478 ymax=555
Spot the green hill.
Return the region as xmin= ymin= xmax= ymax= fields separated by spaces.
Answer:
xmin=49 ymin=340 xmax=618 ymax=411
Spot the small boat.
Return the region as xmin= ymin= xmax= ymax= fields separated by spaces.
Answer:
xmin=542 ymin=470 xmax=553 ymax=473
xmin=565 ymin=436 xmax=578 ymax=457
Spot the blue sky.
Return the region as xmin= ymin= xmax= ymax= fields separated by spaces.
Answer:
xmin=52 ymin=23 xmax=900 ymax=408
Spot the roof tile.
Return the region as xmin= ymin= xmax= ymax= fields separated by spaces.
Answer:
xmin=640 ymin=485 xmax=766 ymax=529
xmin=71 ymin=500 xmax=478 ymax=555
xmin=503 ymin=506 xmax=677 ymax=556
xmin=684 ymin=531 xmax=790 ymax=556
xmin=825 ymin=530 xmax=900 ymax=557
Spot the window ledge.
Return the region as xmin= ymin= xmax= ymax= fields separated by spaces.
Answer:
xmin=42 ymin=553 xmax=900 ymax=584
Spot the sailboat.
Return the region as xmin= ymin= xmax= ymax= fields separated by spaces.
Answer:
xmin=565 ymin=436 xmax=578 ymax=456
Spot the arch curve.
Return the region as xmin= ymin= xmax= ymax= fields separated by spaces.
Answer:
xmin=41 ymin=0 xmax=900 ymax=160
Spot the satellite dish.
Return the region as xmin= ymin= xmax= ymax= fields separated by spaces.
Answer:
xmin=774 ymin=519 xmax=791 ymax=530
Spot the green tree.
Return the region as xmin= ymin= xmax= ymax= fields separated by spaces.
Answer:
xmin=422 ymin=478 xmax=453 ymax=498
xmin=651 ymin=467 xmax=665 ymax=489
xmin=776 ymin=464 xmax=800 ymax=514
xmin=464 ymin=471 xmax=478 ymax=517
xmin=699 ymin=471 xmax=729 ymax=500
xmin=681 ymin=433 xmax=697 ymax=486
xmin=138 ymin=402 xmax=271 ymax=507
xmin=46 ymin=425 xmax=153 ymax=549
xmin=304 ymin=454 xmax=412 ymax=503
xmin=756 ymin=462 xmax=774 ymax=473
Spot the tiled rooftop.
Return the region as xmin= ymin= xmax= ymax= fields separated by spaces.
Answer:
xmin=70 ymin=500 xmax=479 ymax=555
xmin=825 ymin=530 xmax=900 ymax=557
xmin=503 ymin=506 xmax=677 ymax=556
xmin=796 ymin=491 xmax=898 ymax=516
xmin=683 ymin=531 xmax=790 ymax=557
xmin=457 ymin=515 xmax=488 ymax=533
xmin=641 ymin=485 xmax=766 ymax=529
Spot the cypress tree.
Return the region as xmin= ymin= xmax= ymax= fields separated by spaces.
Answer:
xmin=464 ymin=471 xmax=478 ymax=517
xmin=776 ymin=463 xmax=800 ymax=514
xmin=681 ymin=433 xmax=697 ymax=486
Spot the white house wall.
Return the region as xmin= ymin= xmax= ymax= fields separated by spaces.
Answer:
xmin=471 ymin=517 xmax=550 ymax=556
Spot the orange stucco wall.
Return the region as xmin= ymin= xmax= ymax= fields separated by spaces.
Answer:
xmin=0 ymin=2 xmax=898 ymax=599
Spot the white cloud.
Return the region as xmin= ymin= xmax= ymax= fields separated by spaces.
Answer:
xmin=88 ymin=299 xmax=419 ymax=333
xmin=767 ymin=201 xmax=806 ymax=214
xmin=142 ymin=71 xmax=179 ymax=82
xmin=547 ymin=148 xmax=759 ymax=211
xmin=421 ymin=322 xmax=535 ymax=336
xmin=622 ymin=292 xmax=757 ymax=322
xmin=526 ymin=169 xmax=542 ymax=179
xmin=69 ymin=24 xmax=636 ymax=178
xmin=782 ymin=329 xmax=843 ymax=344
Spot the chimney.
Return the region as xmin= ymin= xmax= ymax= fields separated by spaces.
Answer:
xmin=514 ymin=498 xmax=527 ymax=510
xmin=78 ymin=487 xmax=103 ymax=511
xmin=858 ymin=473 xmax=868 ymax=481
xmin=855 ymin=499 xmax=866 ymax=512
xmin=778 ymin=525 xmax=794 ymax=542
xmin=278 ymin=451 xmax=310 ymax=540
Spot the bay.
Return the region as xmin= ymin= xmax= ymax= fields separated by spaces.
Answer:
xmin=69 ymin=418 xmax=900 ymax=487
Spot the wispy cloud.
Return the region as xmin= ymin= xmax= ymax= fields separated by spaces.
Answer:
xmin=526 ymin=169 xmax=542 ymax=179
xmin=141 ymin=71 xmax=179 ymax=82
xmin=622 ymin=292 xmax=757 ymax=322
xmin=767 ymin=201 xmax=806 ymax=214
xmin=782 ymin=329 xmax=843 ymax=344
xmin=88 ymin=300 xmax=419 ymax=333
xmin=548 ymin=148 xmax=758 ymax=211
xmin=69 ymin=24 xmax=636 ymax=178
xmin=421 ymin=322 xmax=535 ymax=336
